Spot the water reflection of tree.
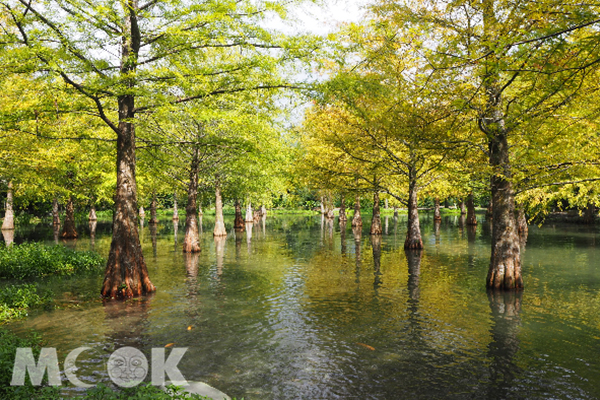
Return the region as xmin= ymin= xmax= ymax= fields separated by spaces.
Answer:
xmin=405 ymin=249 xmax=422 ymax=319
xmin=340 ymin=224 xmax=347 ymax=256
xmin=486 ymin=291 xmax=522 ymax=399
xmin=245 ymin=222 xmax=253 ymax=254
xmin=149 ymin=223 xmax=158 ymax=259
xmin=433 ymin=220 xmax=441 ymax=246
xmin=371 ymin=235 xmax=382 ymax=290
xmin=353 ymin=227 xmax=362 ymax=285
xmin=102 ymin=295 xmax=154 ymax=352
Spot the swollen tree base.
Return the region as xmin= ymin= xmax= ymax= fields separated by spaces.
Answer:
xmin=62 ymin=196 xmax=78 ymax=239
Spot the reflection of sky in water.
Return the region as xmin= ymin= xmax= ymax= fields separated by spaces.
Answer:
xmin=4 ymin=213 xmax=600 ymax=399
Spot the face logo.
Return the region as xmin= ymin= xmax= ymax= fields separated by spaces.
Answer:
xmin=107 ymin=347 xmax=148 ymax=387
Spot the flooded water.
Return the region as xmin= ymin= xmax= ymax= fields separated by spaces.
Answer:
xmin=4 ymin=213 xmax=600 ymax=399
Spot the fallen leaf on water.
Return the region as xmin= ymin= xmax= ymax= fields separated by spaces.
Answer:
xmin=356 ymin=342 xmax=375 ymax=351
xmin=165 ymin=343 xmax=175 ymax=348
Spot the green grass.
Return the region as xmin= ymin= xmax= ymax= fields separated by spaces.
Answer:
xmin=0 ymin=243 xmax=104 ymax=280
xmin=0 ymin=284 xmax=52 ymax=324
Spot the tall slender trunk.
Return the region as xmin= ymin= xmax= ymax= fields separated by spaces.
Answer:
xmin=89 ymin=202 xmax=97 ymax=221
xmin=52 ymin=196 xmax=60 ymax=228
xmin=149 ymin=191 xmax=158 ymax=224
xmin=234 ymin=199 xmax=245 ymax=230
xmin=339 ymin=195 xmax=347 ymax=224
xmin=245 ymin=202 xmax=253 ymax=222
xmin=404 ymin=178 xmax=423 ymax=249
xmin=172 ymin=192 xmax=179 ymax=220
xmin=139 ymin=206 xmax=145 ymax=219
xmin=482 ymin=1 xmax=522 ymax=290
xmin=101 ymin=1 xmax=155 ymax=299
xmin=352 ymin=195 xmax=362 ymax=227
xmin=466 ymin=193 xmax=477 ymax=226
xmin=213 ymin=181 xmax=227 ymax=237
xmin=486 ymin=201 xmax=493 ymax=221
xmin=90 ymin=220 xmax=97 ymax=250
xmin=2 ymin=181 xmax=14 ymax=230
xmin=393 ymin=206 xmax=398 ymax=220
xmin=460 ymin=199 xmax=466 ymax=215
xmin=260 ymin=205 xmax=267 ymax=217
xmin=183 ymin=148 xmax=200 ymax=252
xmin=370 ymin=191 xmax=382 ymax=235
xmin=433 ymin=197 xmax=441 ymax=221
xmin=62 ymin=196 xmax=78 ymax=238
xmin=384 ymin=198 xmax=388 ymax=210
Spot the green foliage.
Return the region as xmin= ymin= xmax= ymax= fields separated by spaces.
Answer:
xmin=0 ymin=283 xmax=52 ymax=323
xmin=0 ymin=243 xmax=104 ymax=280
xmin=85 ymin=383 xmax=220 ymax=400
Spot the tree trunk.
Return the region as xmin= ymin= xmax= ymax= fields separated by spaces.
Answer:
xmin=52 ymin=196 xmax=60 ymax=228
xmin=483 ymin=39 xmax=523 ymax=290
xmin=149 ymin=192 xmax=158 ymax=224
xmin=466 ymin=193 xmax=477 ymax=226
xmin=213 ymin=182 xmax=227 ymax=237
xmin=460 ymin=199 xmax=466 ymax=215
xmin=339 ymin=196 xmax=347 ymax=224
xmin=516 ymin=206 xmax=528 ymax=243
xmin=393 ymin=206 xmax=398 ymax=220
xmin=433 ymin=197 xmax=442 ymax=221
xmin=583 ymin=202 xmax=596 ymax=224
xmin=89 ymin=204 xmax=97 ymax=221
xmin=2 ymin=229 xmax=14 ymax=246
xmin=404 ymin=179 xmax=423 ymax=249
xmin=139 ymin=206 xmax=145 ymax=218
xmin=62 ymin=196 xmax=78 ymax=238
xmin=351 ymin=195 xmax=362 ymax=227
xmin=90 ymin=220 xmax=97 ymax=249
xmin=384 ymin=198 xmax=389 ymax=210
xmin=260 ymin=205 xmax=267 ymax=217
xmin=370 ymin=191 xmax=382 ymax=235
xmin=486 ymin=201 xmax=493 ymax=221
xmin=101 ymin=92 xmax=155 ymax=299
xmin=245 ymin=202 xmax=253 ymax=222
xmin=1 ymin=181 xmax=14 ymax=230
xmin=234 ymin=199 xmax=245 ymax=230
xmin=172 ymin=192 xmax=179 ymax=220
xmin=183 ymin=148 xmax=201 ymax=253
xmin=371 ymin=235 xmax=382 ymax=289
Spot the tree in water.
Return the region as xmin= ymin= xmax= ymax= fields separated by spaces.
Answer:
xmin=183 ymin=148 xmax=201 ymax=253
xmin=52 ymin=197 xmax=60 ymax=228
xmin=466 ymin=193 xmax=478 ymax=226
xmin=433 ymin=197 xmax=442 ymax=221
xmin=370 ymin=190 xmax=382 ymax=235
xmin=234 ymin=199 xmax=245 ymax=231
xmin=1 ymin=181 xmax=14 ymax=231
xmin=62 ymin=196 xmax=78 ymax=239
xmin=213 ymin=179 xmax=227 ymax=237
xmin=339 ymin=194 xmax=347 ymax=225
xmin=352 ymin=195 xmax=363 ymax=227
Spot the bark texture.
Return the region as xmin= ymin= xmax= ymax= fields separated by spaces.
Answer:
xmin=183 ymin=148 xmax=201 ymax=253
xmin=149 ymin=191 xmax=158 ymax=224
xmin=89 ymin=204 xmax=97 ymax=221
xmin=460 ymin=199 xmax=466 ymax=215
xmin=172 ymin=192 xmax=179 ymax=220
xmin=466 ymin=193 xmax=477 ymax=226
xmin=516 ymin=207 xmax=528 ymax=243
xmin=234 ymin=199 xmax=245 ymax=230
xmin=482 ymin=25 xmax=523 ymax=290
xmin=339 ymin=196 xmax=347 ymax=224
xmin=2 ymin=181 xmax=14 ymax=230
xmin=351 ymin=195 xmax=362 ymax=227
xmin=404 ymin=180 xmax=423 ymax=249
xmin=213 ymin=182 xmax=227 ymax=237
xmin=101 ymin=69 xmax=155 ymax=298
xmin=62 ymin=196 xmax=78 ymax=238
xmin=370 ymin=191 xmax=382 ymax=235
xmin=139 ymin=206 xmax=145 ymax=218
xmin=52 ymin=197 xmax=60 ymax=228
xmin=433 ymin=197 xmax=442 ymax=221
xmin=245 ymin=203 xmax=253 ymax=222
